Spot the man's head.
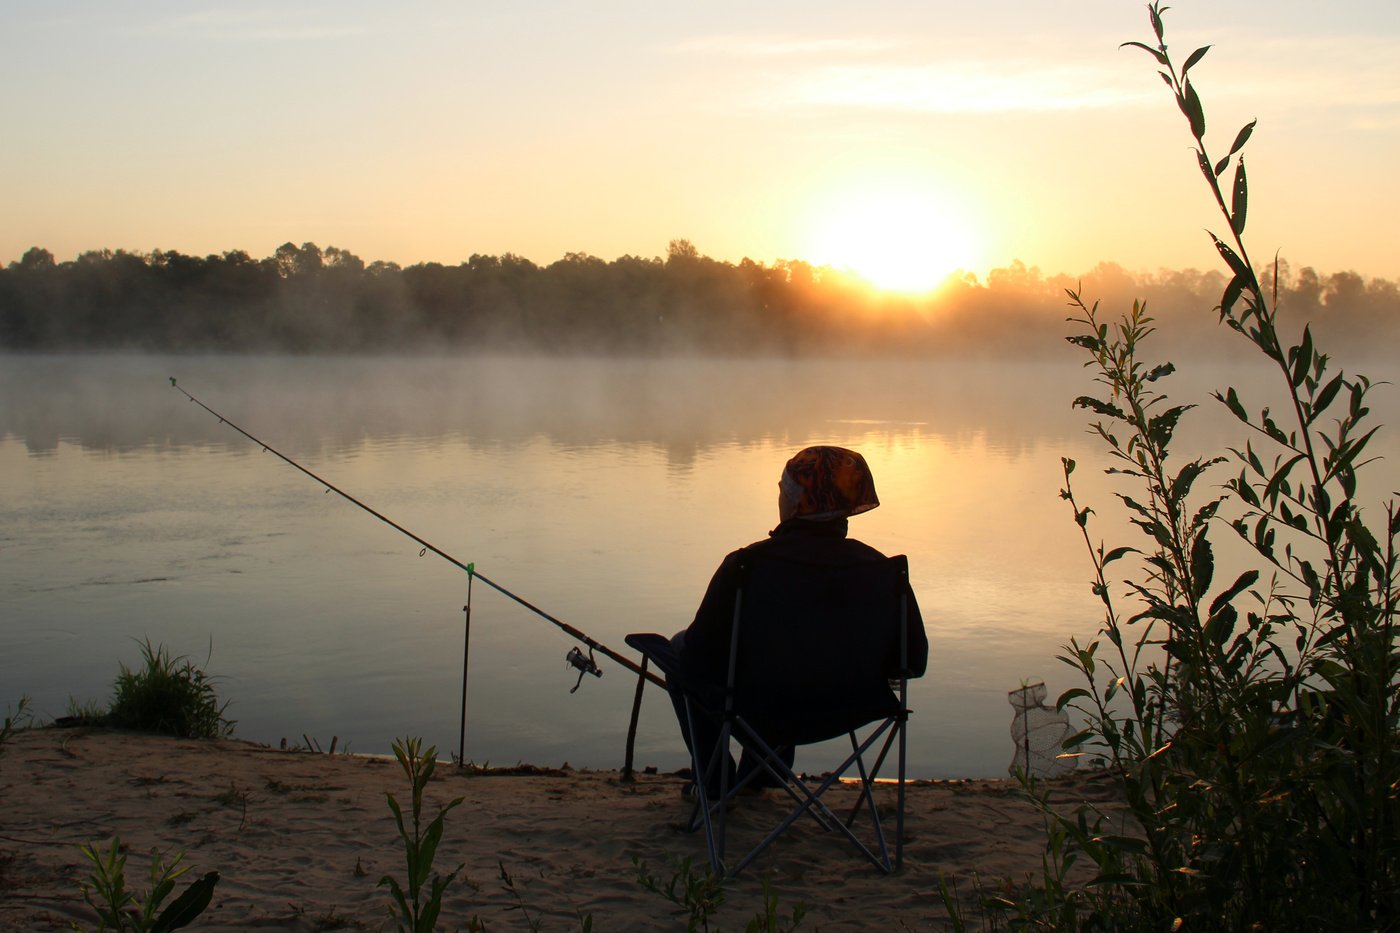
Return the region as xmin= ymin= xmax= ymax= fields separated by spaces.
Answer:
xmin=777 ymin=446 xmax=880 ymax=522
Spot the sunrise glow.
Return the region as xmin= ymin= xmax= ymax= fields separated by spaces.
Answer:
xmin=802 ymin=184 xmax=981 ymax=295
xmin=0 ymin=4 xmax=1395 ymax=282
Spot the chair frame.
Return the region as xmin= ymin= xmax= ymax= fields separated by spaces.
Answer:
xmin=635 ymin=553 xmax=915 ymax=878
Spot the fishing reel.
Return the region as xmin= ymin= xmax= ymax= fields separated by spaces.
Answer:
xmin=565 ymin=646 xmax=603 ymax=693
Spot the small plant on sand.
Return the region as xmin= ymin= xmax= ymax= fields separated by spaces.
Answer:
xmin=74 ymin=837 xmax=219 ymax=932
xmin=107 ymin=639 xmax=234 ymax=739
xmin=634 ymin=856 xmax=806 ymax=933
xmin=63 ymin=696 xmax=109 ymax=726
xmin=1 ymin=695 xmax=31 ymax=753
xmin=496 ymin=859 xmax=593 ymax=932
xmin=962 ymin=4 xmax=1400 ymax=930
xmin=742 ymin=880 xmax=807 ymax=933
xmin=634 ymin=856 xmax=727 ymax=933
xmin=380 ymin=736 xmax=465 ymax=933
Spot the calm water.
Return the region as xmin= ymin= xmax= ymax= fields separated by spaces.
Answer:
xmin=3 ymin=353 xmax=1394 ymax=777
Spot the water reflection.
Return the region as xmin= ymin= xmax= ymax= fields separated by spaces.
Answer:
xmin=0 ymin=354 xmax=1086 ymax=460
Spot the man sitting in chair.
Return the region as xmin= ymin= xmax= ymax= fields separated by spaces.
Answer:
xmin=668 ymin=445 xmax=929 ymax=798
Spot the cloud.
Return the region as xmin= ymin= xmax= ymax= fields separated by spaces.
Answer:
xmin=770 ymin=61 xmax=1148 ymax=114
xmin=673 ymin=34 xmax=904 ymax=58
xmin=707 ymin=31 xmax=1400 ymax=118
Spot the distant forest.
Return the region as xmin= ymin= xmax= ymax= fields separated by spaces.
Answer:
xmin=3 ymin=240 xmax=1396 ymax=357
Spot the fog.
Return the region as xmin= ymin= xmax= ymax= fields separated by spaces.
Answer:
xmin=1 ymin=355 xmax=1092 ymax=460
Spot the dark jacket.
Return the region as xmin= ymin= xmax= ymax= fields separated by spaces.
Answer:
xmin=680 ymin=518 xmax=929 ymax=684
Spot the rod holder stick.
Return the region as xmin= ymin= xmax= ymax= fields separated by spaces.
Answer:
xmin=622 ymin=656 xmax=650 ymax=782
xmin=460 ymin=567 xmax=475 ymax=768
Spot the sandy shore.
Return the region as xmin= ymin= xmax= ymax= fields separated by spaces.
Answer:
xmin=0 ymin=728 xmax=1118 ymax=930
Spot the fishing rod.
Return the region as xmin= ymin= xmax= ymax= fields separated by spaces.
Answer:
xmin=169 ymin=377 xmax=665 ymax=690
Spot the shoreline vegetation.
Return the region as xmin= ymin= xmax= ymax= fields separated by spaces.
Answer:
xmin=3 ymin=240 xmax=1397 ymax=358
xmin=959 ymin=5 xmax=1398 ymax=929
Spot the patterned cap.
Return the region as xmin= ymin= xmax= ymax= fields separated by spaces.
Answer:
xmin=780 ymin=446 xmax=880 ymax=520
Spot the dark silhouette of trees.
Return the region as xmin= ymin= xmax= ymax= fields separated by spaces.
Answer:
xmin=1 ymin=242 xmax=1394 ymax=357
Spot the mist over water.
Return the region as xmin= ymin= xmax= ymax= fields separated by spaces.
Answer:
xmin=3 ymin=353 xmax=1395 ymax=777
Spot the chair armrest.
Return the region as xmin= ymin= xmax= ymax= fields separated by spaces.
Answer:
xmin=625 ymin=633 xmax=683 ymax=678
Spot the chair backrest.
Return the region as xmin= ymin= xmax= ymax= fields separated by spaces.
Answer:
xmin=728 ymin=552 xmax=909 ymax=746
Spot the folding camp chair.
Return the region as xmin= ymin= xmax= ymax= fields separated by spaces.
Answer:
xmin=626 ymin=552 xmax=920 ymax=877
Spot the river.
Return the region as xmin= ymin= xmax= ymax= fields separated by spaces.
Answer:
xmin=2 ymin=352 xmax=1393 ymax=777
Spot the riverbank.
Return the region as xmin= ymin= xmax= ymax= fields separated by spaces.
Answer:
xmin=0 ymin=728 xmax=1120 ymax=930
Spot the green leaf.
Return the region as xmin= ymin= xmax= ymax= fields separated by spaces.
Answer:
xmin=1144 ymin=362 xmax=1176 ymax=382
xmin=151 ymin=872 xmax=220 ymax=933
xmin=1182 ymin=80 xmax=1206 ymax=139
xmin=1228 ymin=119 xmax=1257 ymax=157
xmin=1102 ymin=546 xmax=1137 ymax=565
xmin=1122 ymin=40 xmax=1169 ymax=65
xmin=1217 ymin=386 xmax=1248 ymax=422
xmin=1063 ymin=728 xmax=1096 ymax=749
xmin=1073 ymin=396 xmax=1127 ymax=419
xmin=1091 ymin=834 xmax=1149 ymax=855
xmin=1190 ymin=534 xmax=1214 ymax=599
xmin=1182 ymin=45 xmax=1211 ymax=76
xmin=1196 ymin=149 xmax=1214 ymax=182
xmin=1291 ymin=325 xmax=1314 ymax=388
xmin=1263 ymin=453 xmax=1307 ymax=505
xmin=1338 ymin=465 xmax=1357 ymax=499
xmin=1147 ymin=404 xmax=1193 ymax=449
xmin=1230 ymin=159 xmax=1248 ymax=235
xmin=1170 ymin=460 xmax=1208 ymax=504
xmin=385 ymin=793 xmax=407 ymax=835
xmin=1057 ymin=688 xmax=1091 ymax=710
xmin=1211 ymin=234 xmax=1250 ymax=278
xmin=1309 ymin=374 xmax=1345 ymax=423
xmin=1209 ymin=570 xmax=1259 ymax=616
xmin=1205 ymin=604 xmax=1236 ymax=647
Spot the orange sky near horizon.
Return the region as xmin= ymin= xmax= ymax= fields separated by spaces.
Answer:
xmin=2 ymin=2 xmax=1398 ymax=293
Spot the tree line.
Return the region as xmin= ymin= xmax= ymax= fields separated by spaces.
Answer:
xmin=2 ymin=240 xmax=1395 ymax=357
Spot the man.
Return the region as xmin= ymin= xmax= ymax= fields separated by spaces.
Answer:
xmin=669 ymin=445 xmax=928 ymax=796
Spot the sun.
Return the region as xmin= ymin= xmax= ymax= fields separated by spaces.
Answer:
xmin=802 ymin=184 xmax=979 ymax=295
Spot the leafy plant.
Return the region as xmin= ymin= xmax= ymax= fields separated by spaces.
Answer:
xmin=75 ymin=837 xmax=219 ymax=932
xmin=107 ymin=640 xmax=234 ymax=739
xmin=985 ymin=4 xmax=1400 ymax=930
xmin=379 ymin=736 xmax=465 ymax=933
xmin=634 ymin=855 xmax=806 ymax=933
xmin=634 ymin=856 xmax=728 ymax=933
xmin=494 ymin=859 xmax=595 ymax=932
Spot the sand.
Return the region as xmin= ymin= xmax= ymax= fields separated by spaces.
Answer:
xmin=0 ymin=728 xmax=1120 ymax=931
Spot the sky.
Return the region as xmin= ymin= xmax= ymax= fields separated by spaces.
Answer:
xmin=3 ymin=1 xmax=1398 ymax=292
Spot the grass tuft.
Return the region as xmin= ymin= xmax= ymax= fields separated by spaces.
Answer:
xmin=107 ymin=639 xmax=234 ymax=739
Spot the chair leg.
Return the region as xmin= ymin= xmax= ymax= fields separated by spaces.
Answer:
xmin=896 ymin=714 xmax=907 ymax=872
xmin=846 ymin=730 xmax=892 ymax=872
xmin=844 ymin=723 xmax=899 ymax=830
xmin=728 ymin=718 xmax=898 ymax=877
xmin=682 ymin=698 xmax=725 ymax=874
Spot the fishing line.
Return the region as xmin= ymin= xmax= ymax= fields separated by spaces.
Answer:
xmin=169 ymin=377 xmax=664 ymax=689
